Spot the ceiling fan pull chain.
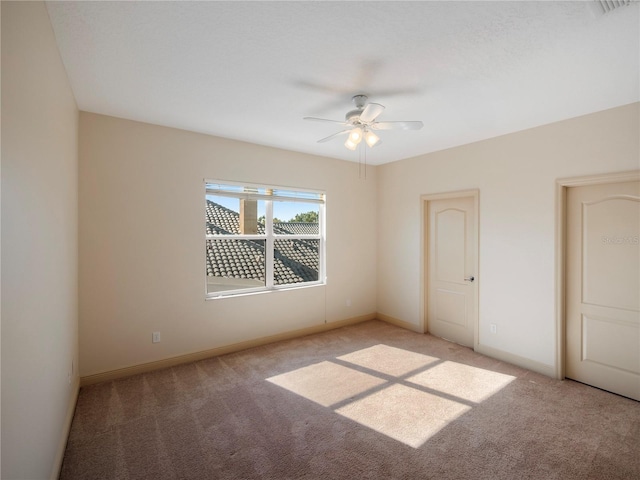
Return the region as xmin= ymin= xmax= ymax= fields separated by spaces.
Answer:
xmin=358 ymin=142 xmax=367 ymax=180
xmin=364 ymin=143 xmax=367 ymax=180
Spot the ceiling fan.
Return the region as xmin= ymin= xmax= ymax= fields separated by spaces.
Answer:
xmin=303 ymin=94 xmax=423 ymax=150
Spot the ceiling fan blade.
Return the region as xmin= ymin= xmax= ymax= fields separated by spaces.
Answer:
xmin=303 ymin=117 xmax=350 ymax=126
xmin=359 ymin=103 xmax=385 ymax=123
xmin=372 ymin=121 xmax=424 ymax=131
xmin=317 ymin=130 xmax=351 ymax=143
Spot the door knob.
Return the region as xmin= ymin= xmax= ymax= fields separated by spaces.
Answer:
xmin=464 ymin=276 xmax=475 ymax=282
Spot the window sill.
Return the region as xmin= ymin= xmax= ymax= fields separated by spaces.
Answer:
xmin=205 ymin=281 xmax=326 ymax=300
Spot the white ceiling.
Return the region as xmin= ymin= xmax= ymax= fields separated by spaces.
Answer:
xmin=46 ymin=1 xmax=639 ymax=165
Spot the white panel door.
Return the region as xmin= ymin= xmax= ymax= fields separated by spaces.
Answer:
xmin=427 ymin=196 xmax=476 ymax=347
xmin=566 ymin=181 xmax=640 ymax=400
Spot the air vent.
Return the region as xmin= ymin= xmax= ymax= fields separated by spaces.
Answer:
xmin=592 ymin=0 xmax=632 ymax=15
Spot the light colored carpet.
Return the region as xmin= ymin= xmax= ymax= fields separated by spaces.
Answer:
xmin=60 ymin=320 xmax=640 ymax=479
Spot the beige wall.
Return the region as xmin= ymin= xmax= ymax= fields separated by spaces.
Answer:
xmin=1 ymin=2 xmax=79 ymax=479
xmin=377 ymin=103 xmax=639 ymax=371
xmin=77 ymin=104 xmax=639 ymax=378
xmin=0 ymin=0 xmax=636 ymax=475
xmin=78 ymin=112 xmax=377 ymax=377
xmin=2 ymin=3 xmax=636 ymax=474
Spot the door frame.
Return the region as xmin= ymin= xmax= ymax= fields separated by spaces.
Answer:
xmin=421 ymin=189 xmax=480 ymax=349
xmin=555 ymin=170 xmax=640 ymax=380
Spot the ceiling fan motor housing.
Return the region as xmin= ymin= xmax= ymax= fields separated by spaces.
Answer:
xmin=346 ymin=94 xmax=369 ymax=123
xmin=345 ymin=109 xmax=364 ymax=124
xmin=352 ymin=94 xmax=368 ymax=108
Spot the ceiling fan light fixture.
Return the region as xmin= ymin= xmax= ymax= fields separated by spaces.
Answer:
xmin=365 ymin=130 xmax=380 ymax=148
xmin=345 ymin=128 xmax=363 ymax=150
xmin=348 ymin=128 xmax=363 ymax=144
xmin=345 ymin=137 xmax=358 ymax=150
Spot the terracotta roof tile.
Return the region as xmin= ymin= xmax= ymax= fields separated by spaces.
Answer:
xmin=206 ymin=200 xmax=319 ymax=285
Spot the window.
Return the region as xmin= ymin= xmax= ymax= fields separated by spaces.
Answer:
xmin=205 ymin=180 xmax=325 ymax=297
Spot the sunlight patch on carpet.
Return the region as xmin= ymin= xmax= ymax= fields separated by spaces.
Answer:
xmin=266 ymin=361 xmax=387 ymax=407
xmin=407 ymin=361 xmax=516 ymax=403
xmin=335 ymin=384 xmax=471 ymax=448
xmin=338 ymin=344 xmax=440 ymax=377
xmin=266 ymin=344 xmax=516 ymax=448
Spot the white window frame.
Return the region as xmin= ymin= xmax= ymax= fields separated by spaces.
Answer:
xmin=205 ymin=179 xmax=326 ymax=298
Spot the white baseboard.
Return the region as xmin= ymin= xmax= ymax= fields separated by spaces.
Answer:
xmin=475 ymin=344 xmax=556 ymax=378
xmin=377 ymin=312 xmax=424 ymax=333
xmin=377 ymin=313 xmax=556 ymax=378
xmin=80 ymin=313 xmax=376 ymax=386
xmin=51 ymin=377 xmax=80 ymax=480
xmin=80 ymin=312 xmax=556 ymax=387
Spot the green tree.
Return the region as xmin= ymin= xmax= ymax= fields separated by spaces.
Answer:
xmin=290 ymin=211 xmax=318 ymax=223
xmin=258 ymin=215 xmax=282 ymax=224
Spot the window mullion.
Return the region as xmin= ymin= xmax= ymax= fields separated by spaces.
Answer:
xmin=265 ymin=200 xmax=274 ymax=288
xmin=205 ymin=234 xmax=265 ymax=241
xmin=319 ymin=202 xmax=326 ymax=283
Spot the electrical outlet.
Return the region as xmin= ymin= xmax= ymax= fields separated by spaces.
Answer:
xmin=490 ymin=324 xmax=497 ymax=334
xmin=152 ymin=331 xmax=161 ymax=343
xmin=346 ymin=299 xmax=352 ymax=307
